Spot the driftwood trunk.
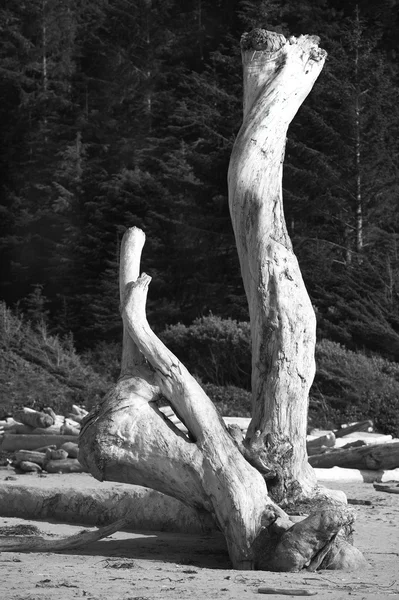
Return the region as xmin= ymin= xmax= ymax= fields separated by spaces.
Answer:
xmin=228 ymin=30 xmax=326 ymax=504
xmin=78 ymin=29 xmax=366 ymax=571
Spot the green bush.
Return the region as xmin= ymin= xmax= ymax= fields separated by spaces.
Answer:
xmin=310 ymin=339 xmax=399 ymax=436
xmin=202 ymin=383 xmax=251 ymax=418
xmin=160 ymin=315 xmax=251 ymax=388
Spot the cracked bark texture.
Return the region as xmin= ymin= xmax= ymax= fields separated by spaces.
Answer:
xmin=228 ymin=29 xmax=327 ymax=504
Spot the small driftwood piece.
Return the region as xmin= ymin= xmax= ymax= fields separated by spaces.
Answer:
xmin=258 ymin=589 xmax=317 ymax=596
xmin=0 ymin=519 xmax=127 ymax=552
xmin=308 ymin=441 xmax=399 ymax=470
xmin=19 ymin=461 xmax=42 ymax=472
xmin=14 ymin=408 xmax=54 ymax=429
xmin=373 ymin=483 xmax=399 ymax=494
xmin=307 ymin=432 xmax=335 ymax=455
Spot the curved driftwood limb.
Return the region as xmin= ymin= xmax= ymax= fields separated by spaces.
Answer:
xmin=228 ymin=30 xmax=327 ymax=503
xmin=0 ymin=519 xmax=128 ymax=552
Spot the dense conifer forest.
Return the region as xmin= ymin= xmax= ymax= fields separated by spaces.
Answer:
xmin=0 ymin=1 xmax=398 ymax=428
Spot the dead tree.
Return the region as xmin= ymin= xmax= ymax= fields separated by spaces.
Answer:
xmin=78 ymin=29 xmax=366 ymax=571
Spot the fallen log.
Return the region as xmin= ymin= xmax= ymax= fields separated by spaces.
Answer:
xmin=19 ymin=460 xmax=42 ymax=473
xmin=6 ymin=423 xmax=34 ymax=434
xmin=45 ymin=448 xmax=68 ymax=461
xmin=0 ymin=519 xmax=127 ymax=552
xmin=30 ymin=418 xmax=80 ymax=436
xmin=15 ymin=450 xmax=46 ymax=466
xmin=334 ymin=420 xmax=373 ymax=439
xmin=22 ymin=424 xmax=62 ymax=435
xmin=307 ymin=432 xmax=335 ymax=456
xmin=373 ymin=483 xmax=399 ymax=494
xmin=309 ymin=441 xmax=399 ymax=470
xmin=44 ymin=458 xmax=88 ymax=473
xmin=14 ymin=408 xmax=54 ymax=429
xmin=60 ymin=441 xmax=79 ymax=458
xmin=335 ymin=433 xmax=393 ymax=447
xmin=1 ymin=433 xmax=79 ymax=452
xmin=315 ymin=466 xmax=399 ymax=483
xmin=35 ymin=444 xmax=57 ymax=453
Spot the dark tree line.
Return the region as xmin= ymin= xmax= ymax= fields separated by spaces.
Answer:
xmin=1 ymin=0 xmax=398 ymax=360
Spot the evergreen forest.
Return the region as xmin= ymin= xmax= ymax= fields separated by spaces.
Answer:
xmin=1 ymin=0 xmax=399 ymax=433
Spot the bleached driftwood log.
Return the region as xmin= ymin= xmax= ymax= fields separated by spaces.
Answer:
xmin=309 ymin=441 xmax=399 ymax=470
xmin=0 ymin=520 xmax=128 ymax=552
xmin=14 ymin=407 xmax=54 ymax=429
xmin=81 ymin=29 xmax=366 ymax=571
xmin=334 ymin=420 xmax=373 ymax=438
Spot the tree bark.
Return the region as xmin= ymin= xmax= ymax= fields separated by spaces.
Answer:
xmin=78 ymin=29 xmax=367 ymax=571
xmin=228 ymin=29 xmax=326 ymax=504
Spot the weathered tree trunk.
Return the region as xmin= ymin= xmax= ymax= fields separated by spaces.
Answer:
xmin=228 ymin=30 xmax=325 ymax=505
xmin=77 ymin=29 xmax=367 ymax=571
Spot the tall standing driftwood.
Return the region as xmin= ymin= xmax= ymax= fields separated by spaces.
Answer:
xmin=228 ymin=29 xmax=326 ymax=504
xmin=77 ymin=29 xmax=366 ymax=571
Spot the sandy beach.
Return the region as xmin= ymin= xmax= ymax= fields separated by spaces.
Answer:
xmin=0 ymin=474 xmax=398 ymax=600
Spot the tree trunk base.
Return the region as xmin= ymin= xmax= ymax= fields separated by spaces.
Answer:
xmin=79 ymin=378 xmax=367 ymax=572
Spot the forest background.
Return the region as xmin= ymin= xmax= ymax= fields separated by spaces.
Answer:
xmin=1 ymin=0 xmax=399 ymax=436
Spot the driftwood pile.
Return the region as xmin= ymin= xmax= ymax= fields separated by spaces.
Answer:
xmin=2 ymin=408 xmax=398 ymax=476
xmin=307 ymin=420 xmax=399 ymax=471
xmin=0 ymin=405 xmax=88 ymax=474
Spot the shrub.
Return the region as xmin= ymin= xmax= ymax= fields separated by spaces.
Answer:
xmin=160 ymin=315 xmax=251 ymax=388
xmin=0 ymin=302 xmax=110 ymax=416
xmin=202 ymin=383 xmax=251 ymax=417
xmin=81 ymin=341 xmax=122 ymax=382
xmin=310 ymin=339 xmax=399 ymax=436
